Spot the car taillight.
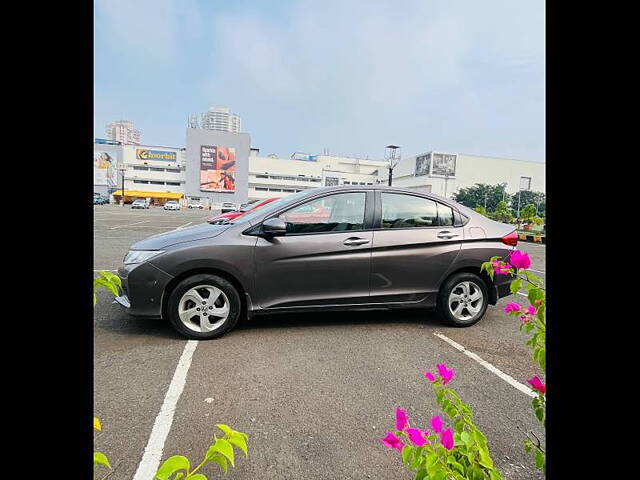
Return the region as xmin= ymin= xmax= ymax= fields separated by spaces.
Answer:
xmin=501 ymin=230 xmax=518 ymax=246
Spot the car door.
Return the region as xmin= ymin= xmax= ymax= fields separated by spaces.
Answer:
xmin=253 ymin=190 xmax=374 ymax=309
xmin=369 ymin=191 xmax=463 ymax=303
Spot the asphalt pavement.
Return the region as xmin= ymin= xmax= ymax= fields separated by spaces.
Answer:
xmin=94 ymin=204 xmax=545 ymax=479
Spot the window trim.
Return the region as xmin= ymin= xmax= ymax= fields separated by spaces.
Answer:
xmin=261 ymin=190 xmax=375 ymax=237
xmin=373 ymin=190 xmax=461 ymax=231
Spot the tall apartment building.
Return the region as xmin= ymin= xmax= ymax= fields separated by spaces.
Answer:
xmin=105 ymin=120 xmax=142 ymax=145
xmin=190 ymin=106 xmax=242 ymax=133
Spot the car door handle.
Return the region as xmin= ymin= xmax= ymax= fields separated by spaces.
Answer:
xmin=343 ymin=237 xmax=370 ymax=246
xmin=437 ymin=231 xmax=459 ymax=239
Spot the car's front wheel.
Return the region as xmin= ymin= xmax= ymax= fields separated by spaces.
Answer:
xmin=436 ymin=272 xmax=488 ymax=327
xmin=166 ymin=274 xmax=241 ymax=340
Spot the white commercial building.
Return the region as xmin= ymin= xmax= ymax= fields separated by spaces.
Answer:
xmin=391 ymin=151 xmax=545 ymax=198
xmin=193 ymin=106 xmax=242 ymax=133
xmin=105 ymin=120 xmax=142 ymax=145
xmin=246 ymin=151 xmax=387 ymax=201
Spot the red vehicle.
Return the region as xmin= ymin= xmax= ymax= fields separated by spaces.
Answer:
xmin=207 ymin=197 xmax=280 ymax=224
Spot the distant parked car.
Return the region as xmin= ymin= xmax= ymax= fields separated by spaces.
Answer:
xmin=164 ymin=201 xmax=181 ymax=211
xmin=208 ymin=198 xmax=280 ymax=224
xmin=93 ymin=196 xmax=108 ymax=205
xmin=131 ymin=199 xmax=150 ymax=209
xmin=188 ymin=202 xmax=204 ymax=209
xmin=221 ymin=202 xmax=236 ymax=213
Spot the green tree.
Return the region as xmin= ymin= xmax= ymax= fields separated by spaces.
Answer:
xmin=452 ymin=183 xmax=510 ymax=213
xmin=493 ymin=201 xmax=514 ymax=223
xmin=520 ymin=203 xmax=537 ymax=222
xmin=514 ymin=191 xmax=545 ymax=217
xmin=473 ymin=205 xmax=488 ymax=217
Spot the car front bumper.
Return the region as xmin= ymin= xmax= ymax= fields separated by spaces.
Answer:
xmin=116 ymin=261 xmax=174 ymax=318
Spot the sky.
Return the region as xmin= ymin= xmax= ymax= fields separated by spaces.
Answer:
xmin=94 ymin=0 xmax=544 ymax=162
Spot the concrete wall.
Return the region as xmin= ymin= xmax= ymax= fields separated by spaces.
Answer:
xmin=185 ymin=129 xmax=250 ymax=205
xmin=393 ymin=152 xmax=545 ymax=198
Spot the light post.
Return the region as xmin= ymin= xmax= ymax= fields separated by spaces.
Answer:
xmin=118 ymin=165 xmax=126 ymax=206
xmin=384 ymin=145 xmax=400 ymax=186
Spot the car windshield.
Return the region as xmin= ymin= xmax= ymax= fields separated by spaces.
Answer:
xmin=228 ymin=191 xmax=309 ymax=224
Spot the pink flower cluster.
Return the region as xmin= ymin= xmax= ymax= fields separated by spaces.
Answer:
xmin=381 ymin=409 xmax=454 ymax=451
xmin=503 ymin=302 xmax=537 ymax=323
xmin=527 ymin=376 xmax=546 ymax=395
xmin=424 ymin=363 xmax=456 ymax=385
xmin=491 ymin=250 xmax=532 ymax=275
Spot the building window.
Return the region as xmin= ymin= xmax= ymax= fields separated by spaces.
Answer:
xmin=150 ymin=181 xmax=165 ymax=185
xmin=150 ymin=167 xmax=165 ymax=172
xmin=166 ymin=169 xmax=180 ymax=173
xmin=133 ymin=166 xmax=149 ymax=171
xmin=166 ymin=182 xmax=180 ymax=186
xmin=256 ymin=187 xmax=268 ymax=191
xmin=134 ymin=180 xmax=149 ymax=184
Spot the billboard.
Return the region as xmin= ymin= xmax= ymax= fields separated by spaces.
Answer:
xmin=431 ymin=153 xmax=457 ymax=177
xmin=94 ymin=151 xmax=118 ymax=187
xmin=136 ymin=149 xmax=177 ymax=162
xmin=200 ymin=145 xmax=236 ymax=192
xmin=415 ymin=154 xmax=431 ymax=176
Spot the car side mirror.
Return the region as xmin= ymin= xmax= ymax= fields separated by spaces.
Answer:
xmin=262 ymin=217 xmax=287 ymax=236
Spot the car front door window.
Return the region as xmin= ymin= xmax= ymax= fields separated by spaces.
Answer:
xmin=279 ymin=192 xmax=366 ymax=234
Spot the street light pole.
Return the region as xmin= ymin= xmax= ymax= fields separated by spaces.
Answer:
xmin=384 ymin=145 xmax=400 ymax=187
xmin=119 ymin=166 xmax=126 ymax=206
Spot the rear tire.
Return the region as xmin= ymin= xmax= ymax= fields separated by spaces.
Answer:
xmin=166 ymin=274 xmax=241 ymax=340
xmin=436 ymin=272 xmax=488 ymax=327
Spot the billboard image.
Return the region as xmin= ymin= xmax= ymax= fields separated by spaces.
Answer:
xmin=94 ymin=151 xmax=118 ymax=187
xmin=415 ymin=154 xmax=432 ymax=176
xmin=200 ymin=145 xmax=236 ymax=192
xmin=431 ymin=153 xmax=457 ymax=177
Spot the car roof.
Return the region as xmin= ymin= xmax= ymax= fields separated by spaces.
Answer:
xmin=297 ymin=185 xmax=456 ymax=204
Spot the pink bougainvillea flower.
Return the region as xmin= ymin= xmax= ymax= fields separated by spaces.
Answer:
xmin=423 ymin=429 xmax=431 ymax=437
xmin=526 ymin=305 xmax=537 ymax=315
xmin=440 ymin=428 xmax=454 ymax=450
xmin=504 ymin=302 xmax=521 ymax=314
xmin=380 ymin=431 xmax=404 ymax=451
xmin=436 ymin=363 xmax=456 ymax=385
xmin=492 ymin=260 xmax=512 ymax=275
xmin=424 ymin=371 xmax=436 ymax=382
xmin=520 ymin=315 xmax=530 ymax=324
xmin=406 ymin=428 xmax=428 ymax=447
xmin=527 ymin=376 xmax=546 ymax=394
xmin=509 ymin=250 xmax=531 ymax=270
xmin=395 ymin=408 xmax=409 ymax=431
xmin=430 ymin=415 xmax=444 ymax=434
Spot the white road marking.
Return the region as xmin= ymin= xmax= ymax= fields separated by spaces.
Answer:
xmin=516 ymin=292 xmax=528 ymax=297
xmin=433 ymin=332 xmax=536 ymax=398
xmin=132 ymin=340 xmax=199 ymax=480
xmin=110 ymin=220 xmax=149 ymax=230
xmin=93 ymin=269 xmax=118 ymax=272
xmin=528 ymin=269 xmax=545 ymax=275
xmin=171 ymin=222 xmax=193 ymax=231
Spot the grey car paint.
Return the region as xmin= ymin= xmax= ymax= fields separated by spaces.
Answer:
xmin=116 ymin=186 xmax=515 ymax=321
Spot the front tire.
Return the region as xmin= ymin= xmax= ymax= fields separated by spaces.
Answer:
xmin=436 ymin=272 xmax=488 ymax=327
xmin=166 ymin=274 xmax=241 ymax=340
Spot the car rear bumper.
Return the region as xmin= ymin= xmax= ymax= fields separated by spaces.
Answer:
xmin=116 ymin=262 xmax=174 ymax=318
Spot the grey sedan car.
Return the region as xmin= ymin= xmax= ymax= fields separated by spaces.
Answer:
xmin=115 ymin=186 xmax=517 ymax=340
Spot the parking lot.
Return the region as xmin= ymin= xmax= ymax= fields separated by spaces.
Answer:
xmin=94 ymin=204 xmax=545 ymax=479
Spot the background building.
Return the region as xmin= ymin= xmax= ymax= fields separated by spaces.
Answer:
xmin=105 ymin=120 xmax=142 ymax=145
xmin=189 ymin=106 xmax=242 ymax=133
xmin=391 ymin=151 xmax=545 ymax=198
xmin=247 ymin=153 xmax=386 ymax=201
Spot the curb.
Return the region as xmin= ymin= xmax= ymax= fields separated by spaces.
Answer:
xmin=518 ymin=232 xmax=545 ymax=244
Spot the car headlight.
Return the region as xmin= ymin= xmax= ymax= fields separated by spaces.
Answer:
xmin=124 ymin=250 xmax=165 ymax=265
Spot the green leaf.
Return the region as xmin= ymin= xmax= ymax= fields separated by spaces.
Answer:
xmin=227 ymin=433 xmax=248 ymax=456
xmin=488 ymin=468 xmax=502 ymax=480
xmin=535 ymin=450 xmax=545 ymax=470
xmin=94 ymin=278 xmax=119 ymax=297
xmin=535 ymin=407 xmax=544 ymax=423
xmin=94 ymin=293 xmax=97 ymax=306
xmin=509 ymin=278 xmax=522 ymax=294
xmin=432 ymin=471 xmax=447 ymax=480
xmin=206 ymin=438 xmax=234 ymax=467
xmin=402 ymin=445 xmax=413 ymax=465
xmin=478 ymin=448 xmax=494 ymax=469
xmin=155 ymin=456 xmax=190 ymax=480
xmin=94 ymin=452 xmax=111 ymax=469
xmin=210 ymin=455 xmax=228 ymax=474
xmin=414 ymin=468 xmax=428 ymax=480
xmin=216 ymin=424 xmax=234 ymax=437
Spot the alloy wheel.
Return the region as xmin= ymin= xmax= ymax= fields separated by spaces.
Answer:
xmin=448 ymin=281 xmax=484 ymax=321
xmin=178 ymin=285 xmax=230 ymax=333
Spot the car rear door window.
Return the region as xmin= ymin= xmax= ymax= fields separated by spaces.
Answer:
xmin=381 ymin=193 xmax=439 ymax=228
xmin=436 ymin=203 xmax=454 ymax=226
xmin=279 ymin=192 xmax=366 ymax=234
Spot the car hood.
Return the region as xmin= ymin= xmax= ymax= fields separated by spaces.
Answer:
xmin=131 ymin=223 xmax=229 ymax=250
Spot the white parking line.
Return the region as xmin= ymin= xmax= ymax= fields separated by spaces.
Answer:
xmin=433 ymin=332 xmax=536 ymax=398
xmin=110 ymin=220 xmax=149 ymax=230
xmin=132 ymin=340 xmax=199 ymax=480
xmin=528 ymin=269 xmax=545 ymax=275
xmin=93 ymin=269 xmax=118 ymax=272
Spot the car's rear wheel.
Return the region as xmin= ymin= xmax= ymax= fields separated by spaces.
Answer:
xmin=436 ymin=272 xmax=488 ymax=327
xmin=166 ymin=274 xmax=241 ymax=340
